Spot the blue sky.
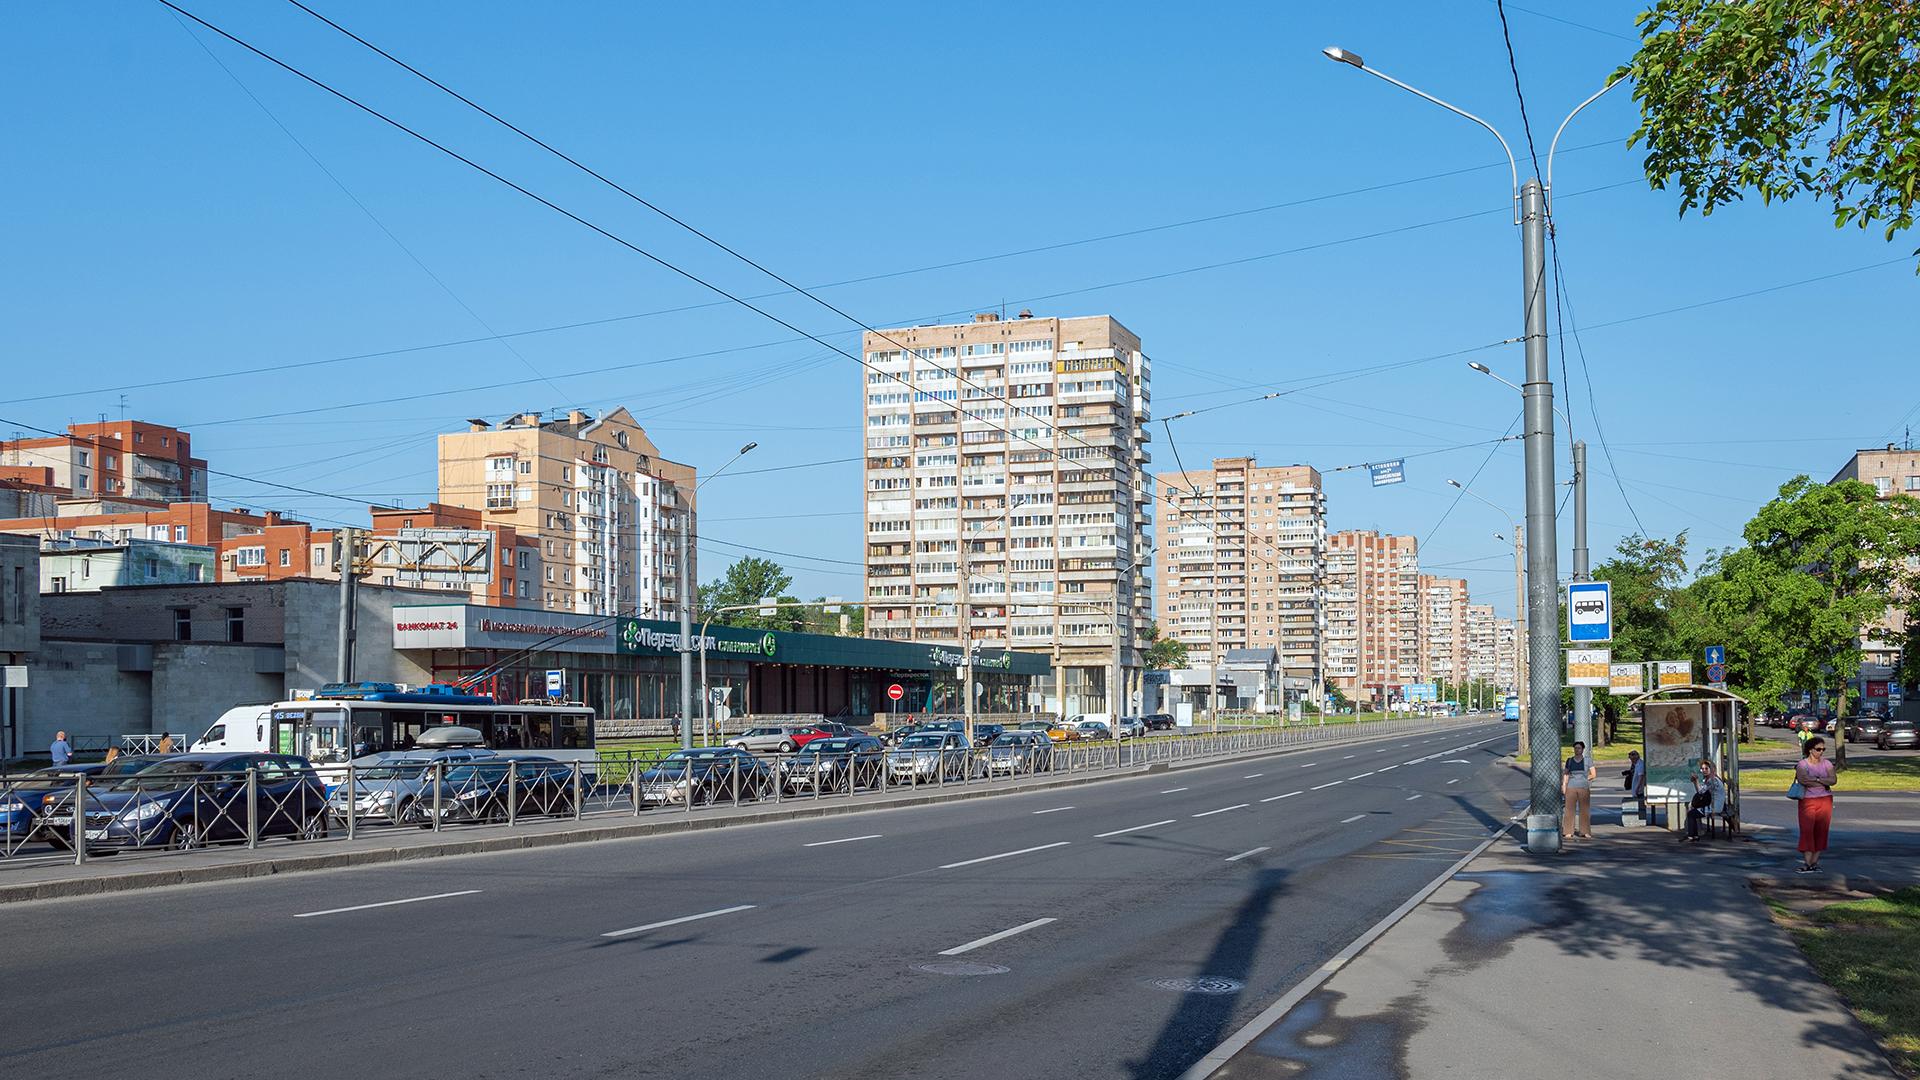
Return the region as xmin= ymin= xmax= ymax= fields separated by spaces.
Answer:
xmin=5 ymin=1 xmax=1913 ymax=618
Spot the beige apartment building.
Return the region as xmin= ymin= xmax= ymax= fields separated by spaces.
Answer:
xmin=1829 ymin=444 xmax=1920 ymax=707
xmin=438 ymin=408 xmax=695 ymax=619
xmin=1324 ymin=530 xmax=1420 ymax=705
xmin=1156 ymin=458 xmax=1326 ymax=701
xmin=861 ymin=313 xmax=1152 ymax=717
xmin=1419 ymin=574 xmax=1472 ymax=687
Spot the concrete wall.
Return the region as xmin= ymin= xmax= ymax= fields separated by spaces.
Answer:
xmin=0 ymin=534 xmax=36 ymax=655
xmin=281 ymin=578 xmax=435 ymax=694
xmin=18 ymin=640 xmax=154 ymax=751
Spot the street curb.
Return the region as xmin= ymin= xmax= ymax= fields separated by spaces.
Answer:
xmin=0 ymin=721 xmax=1492 ymax=905
xmin=1176 ymin=815 xmax=1525 ymax=1080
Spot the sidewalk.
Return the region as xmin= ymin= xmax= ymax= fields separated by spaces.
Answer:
xmin=1197 ymin=795 xmax=1915 ymax=1079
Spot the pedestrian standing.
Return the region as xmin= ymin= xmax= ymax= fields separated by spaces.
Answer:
xmin=1794 ymin=737 xmax=1837 ymax=873
xmin=49 ymin=730 xmax=72 ymax=766
xmin=1562 ymin=740 xmax=1596 ymax=840
xmin=1622 ymin=749 xmax=1647 ymax=821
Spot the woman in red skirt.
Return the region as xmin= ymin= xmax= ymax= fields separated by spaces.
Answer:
xmin=1794 ymin=737 xmax=1837 ymax=874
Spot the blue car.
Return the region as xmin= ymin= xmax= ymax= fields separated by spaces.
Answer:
xmin=4 ymin=757 xmax=173 ymax=848
xmin=38 ymin=753 xmax=327 ymax=852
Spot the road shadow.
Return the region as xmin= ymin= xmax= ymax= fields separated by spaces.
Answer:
xmin=1124 ymin=866 xmax=1290 ymax=1080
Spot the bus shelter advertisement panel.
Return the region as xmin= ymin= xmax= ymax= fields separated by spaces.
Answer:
xmin=1643 ymin=701 xmax=1705 ymax=791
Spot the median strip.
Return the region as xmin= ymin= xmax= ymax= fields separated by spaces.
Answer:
xmin=603 ymin=904 xmax=756 ymax=938
xmin=939 ymin=841 xmax=1071 ymax=869
xmin=1095 ymin=820 xmax=1176 ymax=839
xmin=293 ymin=890 xmax=481 ymax=919
xmin=938 ymin=917 xmax=1057 ymax=956
xmin=1193 ymin=804 xmax=1249 ymax=818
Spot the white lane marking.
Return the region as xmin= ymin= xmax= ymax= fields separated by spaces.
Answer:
xmin=1160 ymin=787 xmax=1190 ymax=794
xmin=602 ymin=904 xmax=756 ymax=938
xmin=1406 ymin=794 xmax=1424 ymax=801
xmin=1442 ymin=759 xmax=1472 ymax=764
xmin=804 ymin=834 xmax=882 ymax=847
xmin=1226 ymin=846 xmax=1270 ymax=862
xmin=1340 ymin=814 xmax=1368 ymax=824
xmin=939 ymin=917 xmax=1057 ymax=956
xmin=1403 ymin=760 xmax=1424 ymax=766
xmin=1342 ymin=754 xmax=1356 ymax=760
xmin=1447 ymin=778 xmax=1462 ymax=785
xmin=1380 ymin=765 xmax=1399 ymax=772
xmin=1374 ymin=749 xmax=1389 ymax=753
xmin=1244 ymin=773 xmax=1264 ymax=779
xmin=1095 ymin=820 xmax=1176 ymax=839
xmin=1193 ymin=804 xmax=1250 ymax=818
xmin=1310 ymin=781 xmax=1343 ymax=791
xmin=1032 ymin=806 xmax=1076 ymax=815
xmin=1299 ymin=763 xmax=1317 ymax=769
xmin=1348 ymin=772 xmax=1376 ymax=780
xmin=294 ymin=890 xmax=481 ymax=919
xmin=940 ymin=841 xmax=1071 ymax=869
xmin=1262 ymin=791 xmax=1303 ymax=802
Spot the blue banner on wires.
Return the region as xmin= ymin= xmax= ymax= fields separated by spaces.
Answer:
xmin=1369 ymin=459 xmax=1405 ymax=486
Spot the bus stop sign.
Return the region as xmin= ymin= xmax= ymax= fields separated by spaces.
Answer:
xmin=546 ymin=669 xmax=565 ymax=700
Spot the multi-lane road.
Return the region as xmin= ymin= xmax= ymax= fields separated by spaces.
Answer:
xmin=1 ymin=720 xmax=1521 ymax=1080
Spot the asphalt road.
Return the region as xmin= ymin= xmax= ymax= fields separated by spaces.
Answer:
xmin=0 ymin=721 xmax=1522 ymax=1080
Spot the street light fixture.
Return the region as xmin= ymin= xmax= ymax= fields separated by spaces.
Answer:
xmin=681 ymin=441 xmax=759 ymax=749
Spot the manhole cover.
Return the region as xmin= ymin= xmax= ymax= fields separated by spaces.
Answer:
xmin=913 ymin=961 xmax=1010 ymax=976
xmin=1146 ymin=976 xmax=1243 ymax=995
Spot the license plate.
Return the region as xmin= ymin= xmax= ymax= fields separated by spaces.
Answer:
xmin=85 ymin=829 xmax=108 ymax=841
xmin=44 ymin=816 xmax=71 ymax=828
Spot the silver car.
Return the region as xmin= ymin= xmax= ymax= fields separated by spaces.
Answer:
xmin=727 ymin=726 xmax=814 ymax=753
xmin=328 ymin=749 xmax=497 ymax=824
xmin=985 ymin=732 xmax=1053 ymax=775
xmin=886 ymin=732 xmax=972 ymax=784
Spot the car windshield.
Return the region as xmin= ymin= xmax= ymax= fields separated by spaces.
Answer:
xmin=442 ymin=764 xmax=510 ymax=784
xmin=357 ymin=761 xmax=430 ymax=780
xmin=106 ymin=759 xmax=227 ymax=789
xmin=899 ymin=734 xmax=948 ymax=749
xmin=991 ymin=734 xmax=1030 ymax=747
xmin=808 ymin=739 xmax=863 ymax=753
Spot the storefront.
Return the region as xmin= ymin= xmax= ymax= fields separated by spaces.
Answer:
xmin=390 ymin=604 xmax=1052 ymax=727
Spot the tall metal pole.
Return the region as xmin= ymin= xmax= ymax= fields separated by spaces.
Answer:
xmin=1513 ymin=525 xmax=1527 ymax=728
xmin=678 ymin=494 xmax=694 ymax=752
xmin=1571 ymin=440 xmax=1592 ymax=751
xmin=335 ymin=527 xmax=355 ymax=684
xmin=1520 ymin=179 xmax=1564 ymax=853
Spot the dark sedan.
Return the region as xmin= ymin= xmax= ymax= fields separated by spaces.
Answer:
xmin=5 ymin=756 xmax=174 ymax=846
xmin=1877 ymin=720 xmax=1918 ymax=750
xmin=970 ymin=723 xmax=1006 ymax=747
xmin=778 ymin=737 xmax=885 ymax=793
xmin=38 ymin=754 xmax=327 ymax=852
xmin=406 ymin=758 xmax=576 ymax=826
xmin=635 ymin=747 xmax=774 ymax=807
xmin=1141 ymin=713 xmax=1177 ymax=731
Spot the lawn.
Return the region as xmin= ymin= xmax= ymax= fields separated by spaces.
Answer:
xmin=1765 ymin=886 xmax=1920 ymax=1076
xmin=1738 ymin=755 xmax=1920 ymax=793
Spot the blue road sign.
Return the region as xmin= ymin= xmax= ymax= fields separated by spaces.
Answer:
xmin=1369 ymin=460 xmax=1405 ymax=486
xmin=1567 ymin=581 xmax=1612 ymax=642
xmin=1704 ymin=645 xmax=1726 ymax=666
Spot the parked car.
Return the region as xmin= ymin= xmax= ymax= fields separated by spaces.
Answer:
xmin=0 ymin=759 xmax=165 ymax=841
xmin=39 ymin=753 xmax=327 ymax=852
xmin=405 ymin=758 xmax=576 ymax=826
xmin=809 ymin=721 xmax=865 ymax=739
xmin=778 ymin=736 xmax=885 ymax=793
xmin=1141 ymin=713 xmax=1177 ymax=732
xmin=1877 ymin=719 xmax=1918 ymax=750
xmin=1114 ymin=717 xmax=1148 ymax=739
xmin=1074 ymin=720 xmax=1114 ymax=741
xmin=1016 ymin=719 xmax=1078 ymax=744
xmin=727 ymin=726 xmax=818 ymax=754
xmin=886 ymin=732 xmax=973 ymax=784
xmin=921 ymin=718 xmax=968 ymax=736
xmin=1847 ymin=715 xmax=1889 ymax=743
xmin=970 ymin=723 xmax=1006 ymax=747
xmin=328 ymin=748 xmax=499 ymax=823
xmin=635 ymin=747 xmax=774 ymax=807
xmin=879 ymin=723 xmax=925 ymax=747
xmin=984 ymin=732 xmax=1053 ymax=775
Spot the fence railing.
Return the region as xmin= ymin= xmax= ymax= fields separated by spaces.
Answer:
xmin=0 ymin=715 xmax=1485 ymax=869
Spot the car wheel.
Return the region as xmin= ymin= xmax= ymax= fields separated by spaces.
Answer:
xmin=779 ymin=741 xmax=796 ymax=753
xmin=295 ymin=811 xmax=329 ymax=841
xmin=171 ymin=821 xmax=208 ymax=850
xmin=391 ymin=797 xmax=415 ymax=825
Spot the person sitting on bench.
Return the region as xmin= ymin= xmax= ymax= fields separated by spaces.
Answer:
xmin=1683 ymin=759 xmax=1725 ymax=843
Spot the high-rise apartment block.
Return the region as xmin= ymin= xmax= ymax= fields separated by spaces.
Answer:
xmin=1829 ymin=445 xmax=1920 ymax=707
xmin=861 ymin=313 xmax=1152 ymax=716
xmin=438 ymin=408 xmax=695 ymax=618
xmin=1419 ymin=574 xmax=1471 ymax=687
xmin=1156 ymin=458 xmax=1326 ymax=698
xmin=1324 ymin=530 xmax=1420 ymax=704
xmin=1 ymin=420 xmax=206 ymax=505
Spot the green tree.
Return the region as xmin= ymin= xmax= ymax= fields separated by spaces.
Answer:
xmin=1620 ymin=1 xmax=1920 ymax=261
xmin=1141 ymin=621 xmax=1189 ymax=670
xmin=794 ymin=597 xmax=865 ymax=637
xmin=1588 ymin=532 xmax=1699 ymax=739
xmin=1693 ymin=477 xmax=1920 ymax=760
xmin=698 ymin=556 xmax=802 ymax=631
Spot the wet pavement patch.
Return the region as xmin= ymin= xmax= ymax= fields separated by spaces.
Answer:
xmin=1145 ymin=975 xmax=1244 ymax=994
xmin=912 ymin=960 xmax=1009 ymax=976
xmin=1441 ymin=869 xmax=1584 ymax=967
xmin=1242 ymin=990 xmax=1426 ymax=1079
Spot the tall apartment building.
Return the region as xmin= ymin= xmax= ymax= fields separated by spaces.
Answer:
xmin=1494 ymin=617 xmax=1518 ymax=690
xmin=1156 ymin=458 xmax=1326 ymax=700
xmin=1465 ymin=603 xmax=1498 ymax=685
xmin=1419 ymin=574 xmax=1471 ymax=687
xmin=1324 ymin=531 xmax=1420 ymax=705
xmin=1829 ymin=445 xmax=1920 ymax=705
xmin=0 ymin=420 xmax=206 ymax=506
xmin=861 ymin=313 xmax=1152 ymax=716
xmin=438 ymin=408 xmax=695 ymax=618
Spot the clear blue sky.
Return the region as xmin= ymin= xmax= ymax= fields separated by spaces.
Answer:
xmin=5 ymin=1 xmax=1913 ymax=618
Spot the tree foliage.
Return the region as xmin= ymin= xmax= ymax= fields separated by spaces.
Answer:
xmin=1621 ymin=0 xmax=1920 ymax=259
xmin=1141 ymin=621 xmax=1189 ymax=671
xmin=698 ymin=556 xmax=802 ymax=631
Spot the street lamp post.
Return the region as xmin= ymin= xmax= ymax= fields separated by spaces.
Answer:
xmin=1326 ymin=48 xmax=1623 ymax=853
xmin=681 ymin=442 xmax=758 ymax=751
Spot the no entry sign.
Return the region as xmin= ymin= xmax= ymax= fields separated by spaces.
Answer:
xmin=887 ymin=683 xmax=904 ymax=702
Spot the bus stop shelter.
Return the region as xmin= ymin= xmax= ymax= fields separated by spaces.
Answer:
xmin=1626 ymin=684 xmax=1747 ymax=831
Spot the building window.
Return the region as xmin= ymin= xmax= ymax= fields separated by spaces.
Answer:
xmin=190 ymin=564 xmax=204 ymax=582
xmin=312 ymin=545 xmax=327 ymax=567
xmin=486 ymin=483 xmax=514 ymax=509
xmin=518 ymin=460 xmax=531 ymax=474
xmin=50 ymin=576 xmax=68 ymax=593
xmin=174 ymin=525 xmax=188 ymax=542
xmin=1906 ymin=475 xmax=1920 ymax=492
xmin=278 ymin=549 xmax=291 ymax=568
xmin=1876 ymin=476 xmax=1893 ymax=496
xmin=517 ymin=551 xmax=529 ymax=570
xmin=225 ymin=606 xmax=244 ymax=643
xmin=173 ymin=607 xmax=192 ymax=641
xmin=143 ymin=558 xmax=159 ymax=581
xmin=76 ymin=472 xmax=89 ymax=491
xmin=77 ymin=449 xmax=90 ymax=467
xmin=233 ymin=546 xmax=266 ymax=567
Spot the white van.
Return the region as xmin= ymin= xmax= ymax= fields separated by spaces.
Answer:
xmin=189 ymin=704 xmax=276 ymax=754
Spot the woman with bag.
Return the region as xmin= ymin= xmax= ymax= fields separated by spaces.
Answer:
xmin=1791 ymin=737 xmax=1837 ymax=873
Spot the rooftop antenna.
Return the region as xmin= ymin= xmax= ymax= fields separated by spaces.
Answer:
xmin=118 ymin=394 xmax=128 ymax=423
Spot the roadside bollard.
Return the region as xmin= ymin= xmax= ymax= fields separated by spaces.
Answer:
xmin=245 ymin=767 xmax=260 ymax=850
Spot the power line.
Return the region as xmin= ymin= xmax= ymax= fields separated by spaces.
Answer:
xmin=1421 ymin=412 xmax=1524 ymax=548
xmin=1494 ymin=0 xmax=1547 ymax=186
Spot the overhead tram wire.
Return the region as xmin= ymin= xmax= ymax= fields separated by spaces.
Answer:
xmin=1421 ymin=412 xmax=1524 ymax=549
